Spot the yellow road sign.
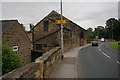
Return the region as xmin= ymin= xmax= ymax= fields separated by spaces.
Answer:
xmin=55 ymin=20 xmax=67 ymax=24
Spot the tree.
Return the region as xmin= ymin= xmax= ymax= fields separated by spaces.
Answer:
xmin=94 ymin=26 xmax=106 ymax=39
xmin=30 ymin=24 xmax=34 ymax=30
xmin=20 ymin=24 xmax=34 ymax=34
xmin=20 ymin=24 xmax=26 ymax=31
xmin=26 ymin=24 xmax=34 ymax=33
xmin=2 ymin=44 xmax=21 ymax=75
xmin=86 ymin=27 xmax=95 ymax=41
xmin=105 ymin=18 xmax=120 ymax=40
xmin=87 ymin=27 xmax=93 ymax=32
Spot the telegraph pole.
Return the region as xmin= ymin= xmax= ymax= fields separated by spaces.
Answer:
xmin=60 ymin=0 xmax=64 ymax=53
xmin=112 ymin=23 xmax=113 ymax=42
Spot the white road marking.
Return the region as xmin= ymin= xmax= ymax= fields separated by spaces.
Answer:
xmin=97 ymin=42 xmax=120 ymax=64
xmin=98 ymin=42 xmax=111 ymax=59
xmin=116 ymin=61 xmax=120 ymax=64
xmin=98 ymin=48 xmax=101 ymax=52
xmin=102 ymin=52 xmax=111 ymax=58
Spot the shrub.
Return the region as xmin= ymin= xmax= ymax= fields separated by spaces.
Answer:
xmin=2 ymin=44 xmax=21 ymax=75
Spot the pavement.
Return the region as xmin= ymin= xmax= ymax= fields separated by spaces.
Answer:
xmin=50 ymin=44 xmax=90 ymax=78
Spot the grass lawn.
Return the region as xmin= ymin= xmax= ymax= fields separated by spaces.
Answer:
xmin=110 ymin=42 xmax=120 ymax=50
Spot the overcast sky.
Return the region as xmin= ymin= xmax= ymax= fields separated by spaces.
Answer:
xmin=1 ymin=0 xmax=119 ymax=31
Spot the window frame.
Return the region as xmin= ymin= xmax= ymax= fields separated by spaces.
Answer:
xmin=44 ymin=21 xmax=49 ymax=32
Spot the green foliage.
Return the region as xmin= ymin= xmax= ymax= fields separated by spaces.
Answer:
xmin=27 ymin=24 xmax=34 ymax=33
xmin=105 ymin=18 xmax=120 ymax=40
xmin=20 ymin=24 xmax=34 ymax=34
xmin=94 ymin=26 xmax=106 ymax=39
xmin=20 ymin=24 xmax=25 ymax=31
xmin=110 ymin=42 xmax=120 ymax=50
xmin=2 ymin=44 xmax=21 ymax=75
xmin=86 ymin=27 xmax=95 ymax=41
xmin=88 ymin=18 xmax=120 ymax=41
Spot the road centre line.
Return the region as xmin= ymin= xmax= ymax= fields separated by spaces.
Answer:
xmin=98 ymin=42 xmax=120 ymax=64
xmin=98 ymin=48 xmax=101 ymax=52
xmin=98 ymin=42 xmax=111 ymax=59
xmin=102 ymin=52 xmax=111 ymax=58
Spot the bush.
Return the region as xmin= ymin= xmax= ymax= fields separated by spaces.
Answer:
xmin=2 ymin=44 xmax=21 ymax=75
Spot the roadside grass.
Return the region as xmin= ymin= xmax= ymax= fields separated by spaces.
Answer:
xmin=110 ymin=42 xmax=120 ymax=50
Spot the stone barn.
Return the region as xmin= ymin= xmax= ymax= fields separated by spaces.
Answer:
xmin=1 ymin=20 xmax=31 ymax=65
xmin=33 ymin=10 xmax=86 ymax=53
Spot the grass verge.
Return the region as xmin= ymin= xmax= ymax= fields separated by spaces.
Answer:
xmin=110 ymin=42 xmax=120 ymax=50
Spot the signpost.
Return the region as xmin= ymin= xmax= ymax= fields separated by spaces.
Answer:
xmin=56 ymin=0 xmax=67 ymax=55
xmin=13 ymin=46 xmax=18 ymax=53
xmin=60 ymin=0 xmax=64 ymax=54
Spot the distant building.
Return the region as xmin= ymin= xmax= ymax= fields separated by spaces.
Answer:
xmin=1 ymin=20 xmax=31 ymax=65
xmin=33 ymin=10 xmax=86 ymax=53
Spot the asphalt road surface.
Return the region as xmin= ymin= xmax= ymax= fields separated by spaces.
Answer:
xmin=77 ymin=41 xmax=119 ymax=78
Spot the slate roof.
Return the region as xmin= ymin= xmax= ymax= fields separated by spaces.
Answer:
xmin=0 ymin=20 xmax=18 ymax=32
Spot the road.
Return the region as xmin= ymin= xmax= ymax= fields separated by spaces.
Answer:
xmin=77 ymin=41 xmax=119 ymax=78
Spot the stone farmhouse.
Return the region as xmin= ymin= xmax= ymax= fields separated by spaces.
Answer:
xmin=1 ymin=20 xmax=31 ymax=65
xmin=33 ymin=10 xmax=86 ymax=53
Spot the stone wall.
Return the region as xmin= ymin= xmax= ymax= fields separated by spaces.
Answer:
xmin=2 ymin=62 xmax=41 ymax=79
xmin=35 ymin=47 xmax=61 ymax=78
xmin=2 ymin=47 xmax=61 ymax=79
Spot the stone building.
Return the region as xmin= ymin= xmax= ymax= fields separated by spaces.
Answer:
xmin=27 ymin=33 xmax=33 ymax=50
xmin=1 ymin=20 xmax=31 ymax=65
xmin=33 ymin=10 xmax=86 ymax=53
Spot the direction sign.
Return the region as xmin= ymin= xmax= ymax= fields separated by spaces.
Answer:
xmin=55 ymin=20 xmax=67 ymax=24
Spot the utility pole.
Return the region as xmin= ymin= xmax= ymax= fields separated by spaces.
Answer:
xmin=112 ymin=23 xmax=113 ymax=42
xmin=60 ymin=0 xmax=64 ymax=54
xmin=97 ymin=29 xmax=99 ymax=39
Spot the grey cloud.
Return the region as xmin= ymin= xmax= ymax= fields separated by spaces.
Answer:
xmin=1 ymin=0 xmax=119 ymax=2
xmin=62 ymin=2 xmax=118 ymax=29
xmin=2 ymin=2 xmax=118 ymax=30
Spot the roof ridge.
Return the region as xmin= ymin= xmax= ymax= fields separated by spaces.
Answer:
xmin=0 ymin=20 xmax=18 ymax=22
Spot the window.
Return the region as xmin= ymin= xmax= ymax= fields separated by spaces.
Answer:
xmin=54 ymin=44 xmax=59 ymax=47
xmin=44 ymin=21 xmax=49 ymax=32
xmin=44 ymin=44 xmax=47 ymax=47
xmin=80 ymin=31 xmax=84 ymax=38
xmin=36 ymin=44 xmax=42 ymax=50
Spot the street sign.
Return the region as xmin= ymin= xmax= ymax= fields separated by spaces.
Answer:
xmin=13 ymin=46 xmax=18 ymax=53
xmin=55 ymin=20 xmax=67 ymax=24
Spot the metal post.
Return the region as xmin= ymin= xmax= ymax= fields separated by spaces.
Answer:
xmin=60 ymin=0 xmax=64 ymax=53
